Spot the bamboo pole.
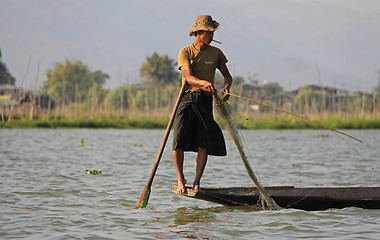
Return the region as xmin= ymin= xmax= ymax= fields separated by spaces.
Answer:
xmin=361 ymin=70 xmax=367 ymax=117
xmin=136 ymin=82 xmax=187 ymax=209
xmin=8 ymin=54 xmax=32 ymax=122
xmin=29 ymin=62 xmax=40 ymax=120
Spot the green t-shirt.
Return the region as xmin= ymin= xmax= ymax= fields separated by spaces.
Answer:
xmin=178 ymin=44 xmax=228 ymax=92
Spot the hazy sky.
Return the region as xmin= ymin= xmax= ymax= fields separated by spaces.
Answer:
xmin=294 ymin=0 xmax=380 ymax=15
xmin=1 ymin=0 xmax=379 ymax=91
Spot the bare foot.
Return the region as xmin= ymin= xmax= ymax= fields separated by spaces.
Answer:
xmin=192 ymin=182 xmax=200 ymax=192
xmin=176 ymin=178 xmax=187 ymax=194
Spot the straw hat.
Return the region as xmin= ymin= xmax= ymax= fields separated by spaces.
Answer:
xmin=189 ymin=15 xmax=220 ymax=37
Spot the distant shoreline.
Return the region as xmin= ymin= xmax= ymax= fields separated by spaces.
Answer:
xmin=1 ymin=116 xmax=379 ymax=129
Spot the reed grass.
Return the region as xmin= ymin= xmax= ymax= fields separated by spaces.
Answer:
xmin=1 ymin=82 xmax=379 ymax=129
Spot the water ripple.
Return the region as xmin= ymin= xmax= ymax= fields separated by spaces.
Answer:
xmin=0 ymin=129 xmax=379 ymax=239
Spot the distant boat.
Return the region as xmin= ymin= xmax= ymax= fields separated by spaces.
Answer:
xmin=172 ymin=185 xmax=380 ymax=211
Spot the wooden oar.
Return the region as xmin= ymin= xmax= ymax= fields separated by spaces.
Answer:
xmin=136 ymin=82 xmax=187 ymax=208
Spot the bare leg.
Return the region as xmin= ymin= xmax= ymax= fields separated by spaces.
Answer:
xmin=193 ymin=147 xmax=208 ymax=191
xmin=173 ymin=148 xmax=187 ymax=194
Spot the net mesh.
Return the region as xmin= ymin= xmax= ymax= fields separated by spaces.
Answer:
xmin=214 ymin=92 xmax=281 ymax=210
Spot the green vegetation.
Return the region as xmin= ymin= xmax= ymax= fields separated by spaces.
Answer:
xmin=234 ymin=115 xmax=380 ymax=130
xmin=1 ymin=115 xmax=380 ymax=129
xmin=1 ymin=48 xmax=380 ymax=130
xmin=85 ymin=170 xmax=102 ymax=175
xmin=44 ymin=59 xmax=109 ymax=105
xmin=0 ymin=49 xmax=16 ymax=85
xmin=0 ymin=117 xmax=169 ymax=129
xmin=140 ymin=52 xmax=180 ymax=84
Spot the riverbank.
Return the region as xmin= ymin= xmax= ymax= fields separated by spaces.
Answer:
xmin=0 ymin=118 xmax=168 ymax=129
xmin=1 ymin=116 xmax=380 ymax=129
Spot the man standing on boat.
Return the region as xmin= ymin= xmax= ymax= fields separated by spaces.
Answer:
xmin=173 ymin=15 xmax=233 ymax=194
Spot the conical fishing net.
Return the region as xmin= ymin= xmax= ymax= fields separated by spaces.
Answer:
xmin=214 ymin=92 xmax=281 ymax=210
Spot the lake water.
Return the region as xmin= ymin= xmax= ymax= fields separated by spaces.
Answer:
xmin=1 ymin=128 xmax=379 ymax=239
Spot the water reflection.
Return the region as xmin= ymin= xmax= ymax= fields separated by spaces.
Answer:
xmin=173 ymin=205 xmax=265 ymax=226
xmin=173 ymin=206 xmax=219 ymax=226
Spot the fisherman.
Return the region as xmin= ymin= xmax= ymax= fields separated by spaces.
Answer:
xmin=173 ymin=15 xmax=233 ymax=194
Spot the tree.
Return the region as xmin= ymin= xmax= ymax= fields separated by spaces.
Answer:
xmin=140 ymin=52 xmax=179 ymax=84
xmin=233 ymin=76 xmax=245 ymax=86
xmin=294 ymin=85 xmax=334 ymax=114
xmin=0 ymin=49 xmax=16 ymax=85
xmin=43 ymin=59 xmax=109 ymax=104
xmin=294 ymin=86 xmax=312 ymax=113
xmin=104 ymin=86 xmax=129 ymax=109
xmin=262 ymin=82 xmax=283 ymax=96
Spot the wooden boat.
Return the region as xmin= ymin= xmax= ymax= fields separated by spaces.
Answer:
xmin=172 ymin=185 xmax=380 ymax=211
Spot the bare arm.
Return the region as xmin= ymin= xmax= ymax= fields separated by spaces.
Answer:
xmin=181 ymin=65 xmax=216 ymax=92
xmin=219 ymin=64 xmax=233 ymax=101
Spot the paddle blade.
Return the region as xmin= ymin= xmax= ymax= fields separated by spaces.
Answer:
xmin=136 ymin=186 xmax=150 ymax=209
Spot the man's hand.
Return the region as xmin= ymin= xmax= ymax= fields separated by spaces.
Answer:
xmin=221 ymin=85 xmax=230 ymax=101
xmin=218 ymin=64 xmax=233 ymax=101
xmin=202 ymin=81 xmax=216 ymax=92
xmin=181 ymin=65 xmax=215 ymax=92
